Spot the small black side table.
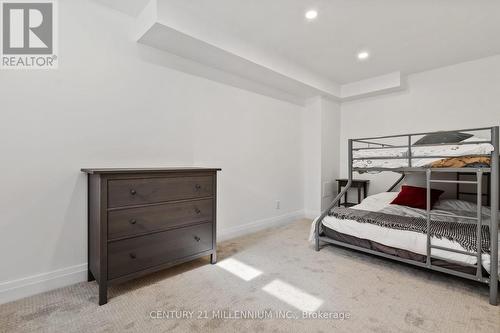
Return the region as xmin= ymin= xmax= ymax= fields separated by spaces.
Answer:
xmin=336 ymin=179 xmax=370 ymax=207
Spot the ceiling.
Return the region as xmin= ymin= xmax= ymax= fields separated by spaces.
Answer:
xmin=97 ymin=0 xmax=500 ymax=84
xmin=93 ymin=0 xmax=151 ymax=17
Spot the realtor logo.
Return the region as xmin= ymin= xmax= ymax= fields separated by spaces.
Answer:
xmin=1 ymin=0 xmax=58 ymax=69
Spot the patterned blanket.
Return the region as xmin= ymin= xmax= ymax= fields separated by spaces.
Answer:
xmin=328 ymin=207 xmax=490 ymax=253
xmin=430 ymin=156 xmax=491 ymax=168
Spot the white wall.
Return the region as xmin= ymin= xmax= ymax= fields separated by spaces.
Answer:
xmin=302 ymin=97 xmax=341 ymax=216
xmin=340 ymin=55 xmax=500 ymax=196
xmin=320 ymin=98 xmax=341 ymax=210
xmin=192 ymin=88 xmax=304 ymax=238
xmin=302 ymin=98 xmax=322 ymax=216
xmin=0 ymin=1 xmax=305 ymax=303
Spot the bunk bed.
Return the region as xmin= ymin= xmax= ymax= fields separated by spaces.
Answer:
xmin=312 ymin=127 xmax=499 ymax=305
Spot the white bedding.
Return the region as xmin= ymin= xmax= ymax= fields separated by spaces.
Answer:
xmin=353 ymin=138 xmax=493 ymax=169
xmin=309 ymin=192 xmax=500 ymax=279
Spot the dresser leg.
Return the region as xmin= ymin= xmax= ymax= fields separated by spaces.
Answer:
xmin=87 ymin=270 xmax=95 ymax=282
xmin=210 ymin=252 xmax=217 ymax=264
xmin=99 ymin=283 xmax=108 ymax=305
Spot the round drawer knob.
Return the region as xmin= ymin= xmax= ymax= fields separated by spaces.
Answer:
xmin=130 ymin=189 xmax=137 ymax=195
xmin=129 ymin=219 xmax=137 ymax=225
xmin=195 ymin=184 xmax=201 ymax=190
xmin=194 ymin=236 xmax=201 ymax=242
xmin=129 ymin=253 xmax=137 ymax=259
xmin=195 ymin=208 xmax=201 ymax=215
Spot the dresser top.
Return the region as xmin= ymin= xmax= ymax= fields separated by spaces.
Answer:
xmin=81 ymin=167 xmax=221 ymax=174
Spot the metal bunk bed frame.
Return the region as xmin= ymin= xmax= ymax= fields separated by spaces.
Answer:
xmin=314 ymin=126 xmax=499 ymax=305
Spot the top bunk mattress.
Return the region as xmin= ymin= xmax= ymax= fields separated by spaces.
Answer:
xmin=353 ymin=137 xmax=494 ymax=170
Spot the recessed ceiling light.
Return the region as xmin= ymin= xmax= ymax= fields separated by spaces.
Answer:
xmin=357 ymin=51 xmax=370 ymax=60
xmin=305 ymin=10 xmax=318 ymax=20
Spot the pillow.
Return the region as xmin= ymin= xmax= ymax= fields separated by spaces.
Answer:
xmin=390 ymin=185 xmax=444 ymax=210
xmin=434 ymin=199 xmax=492 ymax=218
xmin=414 ymin=131 xmax=473 ymax=145
xmin=355 ymin=192 xmax=399 ymax=212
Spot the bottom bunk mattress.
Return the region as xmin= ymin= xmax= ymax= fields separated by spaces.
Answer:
xmin=322 ymin=227 xmax=484 ymax=275
xmin=309 ymin=192 xmax=500 ymax=280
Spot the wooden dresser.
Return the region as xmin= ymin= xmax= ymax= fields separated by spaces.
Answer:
xmin=81 ymin=167 xmax=221 ymax=305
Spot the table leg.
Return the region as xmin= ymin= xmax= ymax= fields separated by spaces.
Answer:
xmin=338 ymin=183 xmax=341 ymax=207
xmin=357 ymin=186 xmax=361 ymax=204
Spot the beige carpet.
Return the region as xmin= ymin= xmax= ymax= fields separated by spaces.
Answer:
xmin=1 ymin=219 xmax=499 ymax=333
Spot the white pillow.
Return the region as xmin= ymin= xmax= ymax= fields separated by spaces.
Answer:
xmin=355 ymin=192 xmax=399 ymax=212
xmin=434 ymin=198 xmax=491 ymax=217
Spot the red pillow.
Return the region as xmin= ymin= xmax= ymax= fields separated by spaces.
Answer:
xmin=390 ymin=185 xmax=444 ymax=210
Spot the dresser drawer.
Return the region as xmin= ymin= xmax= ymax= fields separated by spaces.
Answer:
xmin=107 ymin=222 xmax=213 ymax=279
xmin=108 ymin=199 xmax=213 ymax=240
xmin=108 ymin=176 xmax=213 ymax=208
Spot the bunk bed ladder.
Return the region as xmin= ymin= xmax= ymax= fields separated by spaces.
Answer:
xmin=476 ymin=170 xmax=483 ymax=280
xmin=425 ymin=169 xmax=484 ymax=280
xmin=425 ymin=169 xmax=432 ymax=267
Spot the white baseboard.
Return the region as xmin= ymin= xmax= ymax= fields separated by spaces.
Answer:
xmin=218 ymin=210 xmax=305 ymax=242
xmin=0 ymin=264 xmax=88 ymax=305
xmin=304 ymin=210 xmax=320 ymax=219
xmin=0 ymin=210 xmax=305 ymax=304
